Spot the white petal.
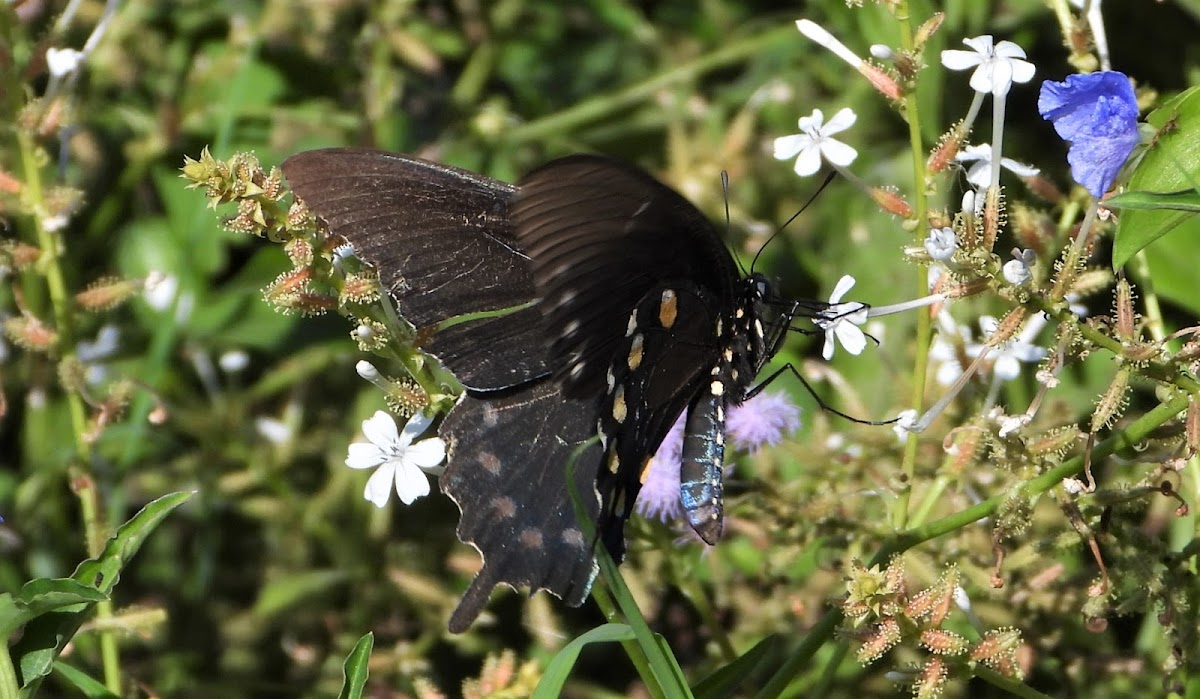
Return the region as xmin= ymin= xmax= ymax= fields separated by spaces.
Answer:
xmin=363 ymin=462 xmax=396 ymax=507
xmin=965 ymin=162 xmax=992 ymax=189
xmin=993 ymin=355 xmax=1020 ymax=381
xmin=968 ymin=65 xmax=994 ymax=94
xmin=835 ymin=323 xmax=868 ymax=356
xmin=797 ymin=109 xmax=825 ymax=132
xmin=988 ymin=60 xmax=1014 ymax=95
xmin=828 ymin=275 xmax=857 ymax=304
xmin=398 ymin=411 xmax=435 ymax=447
xmin=361 ymin=411 xmax=399 ymax=448
xmin=1000 ymin=157 xmax=1039 ymax=177
xmin=346 ymin=443 xmax=387 ymax=469
xmin=793 ymin=144 xmax=823 ymax=176
xmin=819 ymin=139 xmax=858 ymax=167
xmin=1008 ymin=59 xmax=1035 ymax=85
xmin=773 ymin=134 xmax=808 ymax=160
xmin=955 ymin=144 xmax=990 ymax=163
xmin=993 ymin=40 xmax=1028 ymax=60
xmin=961 ymin=35 xmax=995 ymax=54
xmin=393 ymin=461 xmax=432 ymax=505
xmin=822 ymin=330 xmax=837 ymax=360
xmin=405 ymin=437 xmax=447 ymax=470
xmin=940 ymin=49 xmax=984 ymax=71
xmin=822 ymin=107 xmax=858 ymax=134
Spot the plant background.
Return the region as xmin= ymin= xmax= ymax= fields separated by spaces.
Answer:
xmin=4 ymin=0 xmax=1200 ymax=696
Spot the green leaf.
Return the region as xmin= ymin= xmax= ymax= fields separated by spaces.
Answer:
xmin=0 ymin=580 xmax=108 ymax=638
xmin=337 ymin=633 xmax=374 ymax=699
xmin=692 ymin=634 xmax=783 ymax=699
xmin=50 ymin=661 xmax=119 ymax=698
xmin=252 ymin=569 xmax=349 ymax=618
xmin=534 ymin=624 xmax=638 ymax=699
xmin=1104 ymin=189 xmax=1200 ymax=212
xmin=1112 ymin=86 xmax=1200 ymax=269
xmin=11 ymin=492 xmax=193 ymax=688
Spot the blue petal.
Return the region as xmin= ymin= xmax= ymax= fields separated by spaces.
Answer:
xmin=1039 ymin=71 xmax=1140 ymax=197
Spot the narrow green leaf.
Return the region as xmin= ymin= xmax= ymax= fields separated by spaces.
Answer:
xmin=692 ymin=634 xmax=783 ymax=699
xmin=1104 ymin=189 xmax=1200 ymax=212
xmin=50 ymin=661 xmax=119 ymax=698
xmin=337 ymin=633 xmax=373 ymax=699
xmin=534 ymin=624 xmax=637 ymax=699
xmin=0 ymin=581 xmax=108 ymax=638
xmin=253 ymin=569 xmax=349 ymax=618
xmin=11 ymin=491 xmax=193 ymax=687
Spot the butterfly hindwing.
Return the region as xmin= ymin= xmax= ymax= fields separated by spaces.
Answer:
xmin=440 ymin=381 xmax=601 ymax=633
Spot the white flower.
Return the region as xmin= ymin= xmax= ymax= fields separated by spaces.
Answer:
xmin=975 ymin=313 xmax=1049 ymax=381
xmin=1002 ymin=249 xmax=1036 ymax=285
xmin=256 ymin=417 xmax=292 ymax=445
xmin=925 ymin=227 xmax=957 ymax=261
xmin=346 ymin=411 xmax=447 ymax=507
xmin=816 ymin=275 xmax=869 ymax=360
xmin=892 ymin=409 xmax=918 ymax=442
xmin=929 ymin=312 xmax=973 ymax=386
xmin=940 ymin=35 xmax=1035 ymax=96
xmin=45 ymin=47 xmax=83 ymax=78
xmin=773 ymin=108 xmax=859 ymax=177
xmin=219 ymin=350 xmax=250 ymax=373
xmin=956 ymin=144 xmax=1039 ymax=189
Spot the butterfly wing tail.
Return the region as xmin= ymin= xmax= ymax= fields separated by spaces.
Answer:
xmin=441 ymin=382 xmax=602 ymax=632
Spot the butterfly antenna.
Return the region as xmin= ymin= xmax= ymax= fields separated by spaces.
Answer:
xmin=750 ymin=170 xmax=837 ymax=274
xmin=721 ymin=170 xmax=750 ymax=277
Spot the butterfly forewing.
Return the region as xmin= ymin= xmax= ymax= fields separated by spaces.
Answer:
xmin=281 ymin=148 xmax=553 ymax=391
xmin=513 ymin=156 xmax=741 ymax=396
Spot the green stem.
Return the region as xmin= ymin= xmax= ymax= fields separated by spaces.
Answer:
xmin=0 ymin=640 xmax=18 ymax=699
xmin=973 ymin=665 xmax=1055 ymax=699
xmin=756 ymin=392 xmax=1192 ymax=697
xmin=18 ymin=127 xmax=122 ymax=694
xmin=504 ymin=24 xmax=796 ymax=144
xmin=893 ymin=0 xmax=931 ymax=532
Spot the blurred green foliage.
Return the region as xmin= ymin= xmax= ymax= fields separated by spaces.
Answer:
xmin=4 ymin=0 xmax=1200 ymax=697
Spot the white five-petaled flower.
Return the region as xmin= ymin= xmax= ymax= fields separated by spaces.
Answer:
xmin=773 ymin=108 xmax=859 ymax=177
xmin=940 ymin=35 xmax=1035 ymax=97
xmin=925 ymin=227 xmax=957 ymax=261
xmin=346 ymin=410 xmax=447 ymax=507
xmin=817 ymin=275 xmax=869 ymax=360
xmin=956 ymin=144 xmax=1039 ymax=190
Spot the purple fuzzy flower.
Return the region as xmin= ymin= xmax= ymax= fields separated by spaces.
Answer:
xmin=727 ymin=391 xmax=802 ymax=452
xmin=634 ymin=413 xmax=686 ymax=522
xmin=1038 ymin=71 xmax=1140 ymax=197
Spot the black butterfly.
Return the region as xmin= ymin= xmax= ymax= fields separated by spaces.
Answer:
xmin=281 ymin=149 xmax=824 ymax=632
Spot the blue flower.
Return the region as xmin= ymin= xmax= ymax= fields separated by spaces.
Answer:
xmin=1038 ymin=71 xmax=1140 ymax=197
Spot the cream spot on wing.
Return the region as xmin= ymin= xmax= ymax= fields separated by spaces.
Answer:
xmin=627 ymin=334 xmax=644 ymax=371
xmin=478 ymin=451 xmax=501 ymax=475
xmin=612 ymin=385 xmax=627 ymax=423
xmin=519 ymin=527 xmax=544 ymax=548
xmin=658 ymin=290 xmax=677 ymax=328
